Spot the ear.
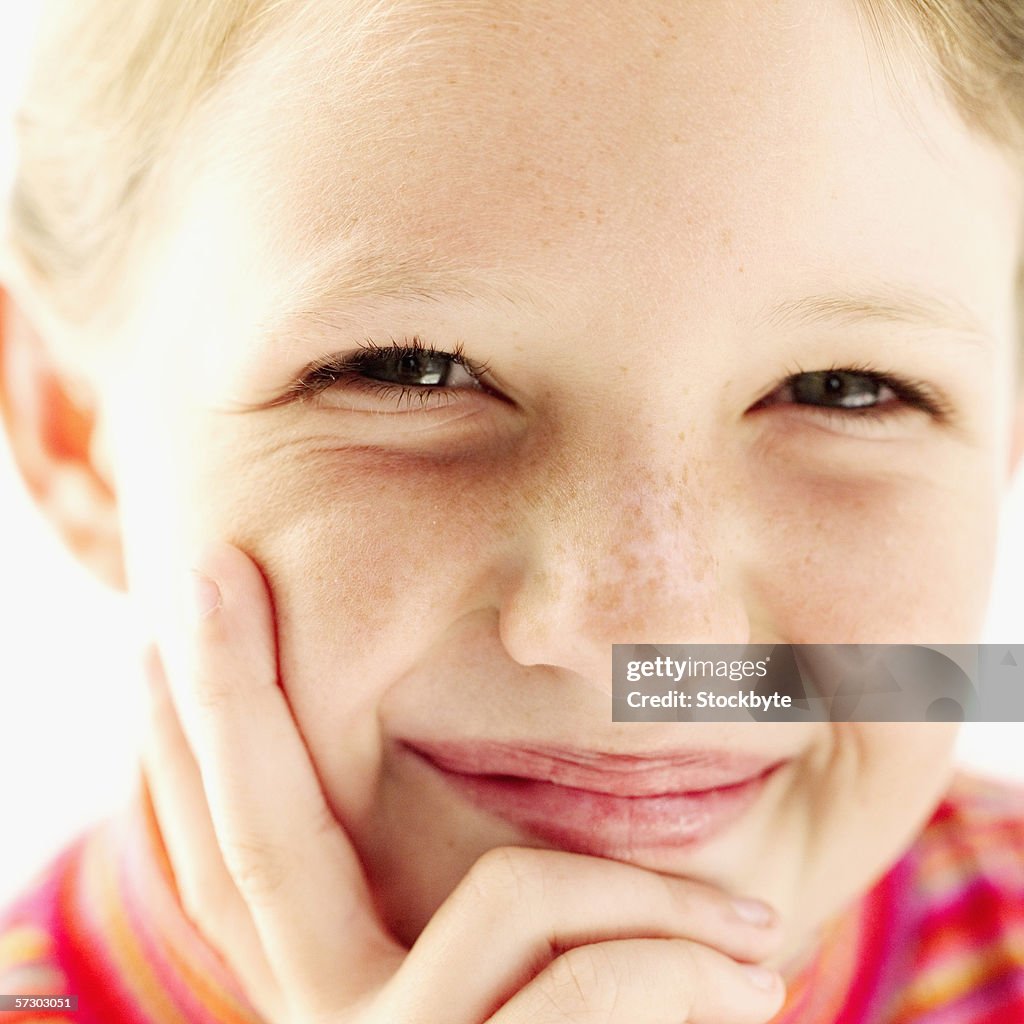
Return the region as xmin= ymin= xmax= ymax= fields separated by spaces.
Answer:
xmin=0 ymin=282 xmax=126 ymax=591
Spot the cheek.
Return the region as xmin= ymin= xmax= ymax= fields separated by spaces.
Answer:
xmin=111 ymin=399 xmax=516 ymax=824
xmin=223 ymin=447 xmax=517 ymax=820
xmin=739 ymin=450 xmax=999 ymax=642
xmin=253 ymin=448 xmax=514 ymax=646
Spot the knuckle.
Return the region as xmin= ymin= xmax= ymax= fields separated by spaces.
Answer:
xmin=463 ymin=846 xmax=548 ymax=909
xmin=191 ymin=673 xmax=237 ymax=712
xmin=656 ymin=872 xmax=701 ymax=918
xmin=670 ymin=939 xmax=701 ymax=984
xmin=544 ymin=945 xmax=622 ymax=1022
xmin=221 ymin=835 xmax=290 ymax=902
xmin=667 ymin=942 xmax=703 ymax=1017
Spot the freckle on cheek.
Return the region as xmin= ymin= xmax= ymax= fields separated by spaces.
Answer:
xmin=264 ymin=454 xmax=517 ymax=622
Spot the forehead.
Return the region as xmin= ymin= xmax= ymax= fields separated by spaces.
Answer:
xmin=156 ymin=0 xmax=1021 ymax=344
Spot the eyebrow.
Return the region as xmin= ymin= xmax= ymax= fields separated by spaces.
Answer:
xmin=261 ymin=233 xmax=993 ymax=353
xmin=260 ymin=245 xmax=561 ymax=344
xmin=753 ymin=285 xmax=992 ymax=345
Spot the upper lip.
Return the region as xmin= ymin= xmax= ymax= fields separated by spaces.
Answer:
xmin=400 ymin=739 xmax=790 ymax=797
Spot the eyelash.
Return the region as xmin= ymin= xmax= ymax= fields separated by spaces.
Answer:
xmin=287 ymin=337 xmax=492 ymax=411
xmin=755 ymin=358 xmax=954 ymax=426
xmin=286 ymin=340 xmax=953 ymax=428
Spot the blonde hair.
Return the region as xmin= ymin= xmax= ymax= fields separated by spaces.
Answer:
xmin=4 ymin=0 xmax=284 ymax=326
xmin=856 ymin=0 xmax=1024 ymax=380
xmin=5 ymin=0 xmax=1024 ymax=338
xmin=858 ymin=0 xmax=1024 ymax=157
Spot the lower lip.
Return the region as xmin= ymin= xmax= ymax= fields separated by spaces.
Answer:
xmin=408 ymin=752 xmax=784 ymax=858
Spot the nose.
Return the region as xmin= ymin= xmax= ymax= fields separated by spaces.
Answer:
xmin=497 ymin=439 xmax=751 ymax=681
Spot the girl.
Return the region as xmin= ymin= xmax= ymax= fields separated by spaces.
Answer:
xmin=1 ymin=0 xmax=1023 ymax=1020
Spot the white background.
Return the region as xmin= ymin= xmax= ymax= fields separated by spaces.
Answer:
xmin=1 ymin=9 xmax=1022 ymax=907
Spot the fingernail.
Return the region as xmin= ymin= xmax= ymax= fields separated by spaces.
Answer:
xmin=742 ymin=964 xmax=780 ymax=991
xmin=731 ymin=897 xmax=776 ymax=927
xmin=189 ymin=569 xmax=222 ymax=620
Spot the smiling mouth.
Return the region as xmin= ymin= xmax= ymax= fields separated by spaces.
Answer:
xmin=398 ymin=738 xmax=791 ymax=858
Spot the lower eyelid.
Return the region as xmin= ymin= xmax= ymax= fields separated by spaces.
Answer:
xmin=772 ymin=405 xmax=928 ymax=443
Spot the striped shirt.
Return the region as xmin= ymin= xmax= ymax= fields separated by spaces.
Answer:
xmin=1 ymin=766 xmax=1022 ymax=1022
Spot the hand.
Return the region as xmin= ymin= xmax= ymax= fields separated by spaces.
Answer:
xmin=141 ymin=540 xmax=789 ymax=1024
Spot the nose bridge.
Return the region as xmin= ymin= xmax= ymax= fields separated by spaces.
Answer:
xmin=499 ymin=428 xmax=744 ymax=670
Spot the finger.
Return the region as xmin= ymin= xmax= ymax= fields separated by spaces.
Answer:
xmin=378 ymin=845 xmax=783 ymax=1024
xmin=140 ymin=644 xmax=283 ymax=1021
xmin=162 ymin=541 xmax=402 ymax=1013
xmin=487 ymin=938 xmax=785 ymax=1024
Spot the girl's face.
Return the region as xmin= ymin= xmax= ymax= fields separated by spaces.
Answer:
xmin=46 ymin=0 xmax=1024 ymax=968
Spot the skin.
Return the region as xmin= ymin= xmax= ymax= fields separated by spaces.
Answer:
xmin=2 ymin=0 xmax=1024 ymax=1016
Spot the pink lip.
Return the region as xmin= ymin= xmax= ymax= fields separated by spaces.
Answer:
xmin=399 ymin=740 xmax=789 ymax=857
